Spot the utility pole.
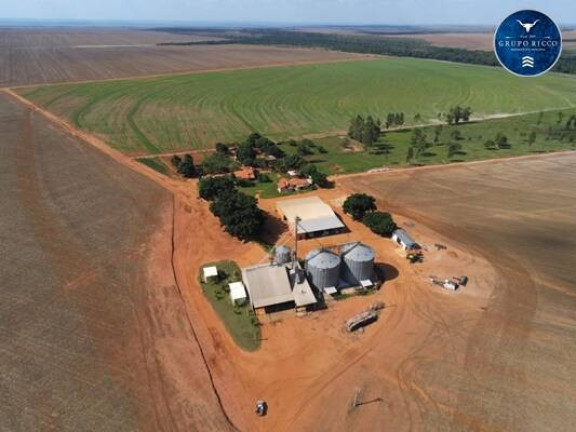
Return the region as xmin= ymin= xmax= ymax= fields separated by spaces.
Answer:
xmin=294 ymin=216 xmax=301 ymax=269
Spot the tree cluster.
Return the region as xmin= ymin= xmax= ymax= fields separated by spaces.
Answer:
xmin=198 ymin=176 xmax=265 ymax=240
xmin=348 ymin=115 xmax=382 ymax=147
xmin=484 ymin=132 xmax=510 ymax=150
xmin=362 ymin=211 xmax=397 ymax=236
xmin=446 ymin=106 xmax=472 ymax=125
xmin=161 ymin=28 xmax=576 ymax=76
xmin=343 ymin=193 xmax=376 ymax=221
xmin=343 ymin=193 xmax=397 ymax=236
xmin=171 ymin=154 xmax=197 ymax=178
xmin=385 ymin=112 xmax=405 ymax=129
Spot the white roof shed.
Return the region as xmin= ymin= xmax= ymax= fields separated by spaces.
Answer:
xmin=229 ymin=281 xmax=248 ymax=304
xmin=203 ymin=266 xmax=218 ymax=281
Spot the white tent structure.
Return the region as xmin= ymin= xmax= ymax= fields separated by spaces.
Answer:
xmin=229 ymin=281 xmax=248 ymax=305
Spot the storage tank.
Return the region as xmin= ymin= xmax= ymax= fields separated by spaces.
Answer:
xmin=341 ymin=242 xmax=375 ymax=285
xmin=274 ymin=245 xmax=292 ymax=265
xmin=305 ymin=249 xmax=341 ymax=290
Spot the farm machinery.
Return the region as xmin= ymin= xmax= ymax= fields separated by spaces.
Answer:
xmin=345 ymin=302 xmax=385 ymax=332
xmin=429 ymin=275 xmax=469 ymax=291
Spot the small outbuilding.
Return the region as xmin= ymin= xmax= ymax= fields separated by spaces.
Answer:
xmin=392 ymin=229 xmax=419 ymax=250
xmin=229 ymin=281 xmax=248 ymax=305
xmin=277 ymin=177 xmax=312 ymax=194
xmin=203 ymin=266 xmax=218 ymax=282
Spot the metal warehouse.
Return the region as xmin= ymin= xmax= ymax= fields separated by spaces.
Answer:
xmin=241 ymin=263 xmax=317 ymax=314
xmin=276 ymin=196 xmax=345 ymax=239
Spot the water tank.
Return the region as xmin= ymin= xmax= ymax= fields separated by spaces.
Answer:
xmin=305 ymin=249 xmax=341 ymax=289
xmin=274 ymin=245 xmax=292 ymax=265
xmin=341 ymin=242 xmax=375 ymax=285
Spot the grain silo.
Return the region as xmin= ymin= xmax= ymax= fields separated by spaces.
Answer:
xmin=274 ymin=245 xmax=292 ymax=265
xmin=341 ymin=242 xmax=375 ymax=285
xmin=305 ymin=249 xmax=341 ymax=290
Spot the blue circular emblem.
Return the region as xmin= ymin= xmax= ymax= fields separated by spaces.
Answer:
xmin=494 ymin=10 xmax=562 ymax=77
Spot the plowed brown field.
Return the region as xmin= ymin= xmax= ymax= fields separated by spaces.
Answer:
xmin=339 ymin=153 xmax=576 ymax=431
xmin=0 ymin=92 xmax=236 ymax=431
xmin=0 ymin=29 xmax=372 ymax=87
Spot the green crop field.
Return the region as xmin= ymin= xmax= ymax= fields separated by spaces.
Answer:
xmin=19 ymin=58 xmax=576 ymax=155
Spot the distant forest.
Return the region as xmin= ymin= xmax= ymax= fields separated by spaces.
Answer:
xmin=156 ymin=28 xmax=576 ymax=75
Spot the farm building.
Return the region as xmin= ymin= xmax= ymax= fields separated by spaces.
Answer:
xmin=233 ymin=166 xmax=256 ymax=181
xmin=241 ymin=263 xmax=317 ymax=314
xmin=276 ymin=196 xmax=345 ymax=239
xmin=277 ymin=177 xmax=312 ymax=193
xmin=392 ymin=229 xmax=419 ymax=250
xmin=229 ymin=281 xmax=248 ymax=305
xmin=202 ymin=266 xmax=218 ymax=282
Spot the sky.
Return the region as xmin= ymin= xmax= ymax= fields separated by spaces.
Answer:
xmin=2 ymin=0 xmax=576 ymax=26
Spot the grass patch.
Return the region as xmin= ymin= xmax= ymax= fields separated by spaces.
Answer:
xmin=237 ymin=173 xmax=282 ymax=198
xmin=136 ymin=157 xmax=170 ymax=176
xmin=200 ymin=260 xmax=261 ymax=351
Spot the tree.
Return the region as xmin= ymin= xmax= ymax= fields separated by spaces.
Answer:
xmin=413 ymin=113 xmax=422 ymax=123
xmin=300 ymin=164 xmax=330 ymax=188
xmin=171 ymin=155 xmax=182 ymax=168
xmin=410 ymin=129 xmax=428 ymax=161
xmin=406 ymin=146 xmax=415 ymax=163
xmin=447 ymin=142 xmax=462 ymax=159
xmin=202 ymin=152 xmax=232 ymax=174
xmin=495 ymin=132 xmax=510 ymax=149
xmin=527 ymin=131 xmax=537 ymax=147
xmin=215 ymin=142 xmax=229 ymax=154
xmin=362 ymin=211 xmax=397 ymax=236
xmin=537 ymin=111 xmax=544 ymax=125
xmin=348 ymin=115 xmax=381 ymax=147
xmin=557 ymin=112 xmax=565 ymax=125
xmin=297 ymin=142 xmax=314 ymax=156
xmin=245 ymin=132 xmax=262 ymax=147
xmin=210 ymin=190 xmax=265 ymax=239
xmin=484 ymin=139 xmax=497 ymax=150
xmin=348 ymin=115 xmax=365 ymax=141
xmin=434 ymin=125 xmax=443 ymax=143
xmin=447 ymin=105 xmax=472 ymax=125
xmin=276 ymin=154 xmax=305 ymax=172
xmin=236 ymin=142 xmax=257 ymax=166
xmin=198 ymin=176 xmax=236 ymax=201
xmin=343 ymin=193 xmax=376 ymax=221
xmin=450 ymin=129 xmax=463 ymax=141
xmin=177 ymin=154 xmax=196 ymax=178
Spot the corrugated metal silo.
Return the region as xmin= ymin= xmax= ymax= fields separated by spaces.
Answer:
xmin=274 ymin=245 xmax=292 ymax=265
xmin=305 ymin=248 xmax=341 ymax=290
xmin=341 ymin=242 xmax=375 ymax=285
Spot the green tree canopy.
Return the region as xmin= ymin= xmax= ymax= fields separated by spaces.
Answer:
xmin=177 ymin=154 xmax=196 ymax=178
xmin=198 ymin=176 xmax=236 ymax=201
xmin=362 ymin=211 xmax=397 ymax=236
xmin=202 ymin=152 xmax=232 ymax=174
xmin=210 ymin=190 xmax=265 ymax=240
xmin=343 ymin=193 xmax=377 ymax=221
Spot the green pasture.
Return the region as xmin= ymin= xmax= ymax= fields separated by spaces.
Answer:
xmin=285 ymin=109 xmax=576 ymax=174
xmin=19 ymin=57 xmax=576 ymax=155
